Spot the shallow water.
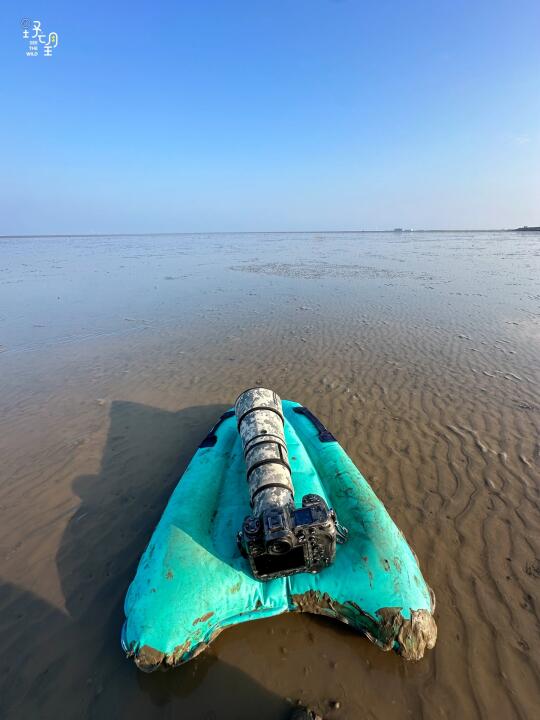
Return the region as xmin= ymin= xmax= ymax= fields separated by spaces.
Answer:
xmin=1 ymin=231 xmax=539 ymax=719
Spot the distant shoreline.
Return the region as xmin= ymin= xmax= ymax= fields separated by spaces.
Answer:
xmin=2 ymin=228 xmax=539 ymax=239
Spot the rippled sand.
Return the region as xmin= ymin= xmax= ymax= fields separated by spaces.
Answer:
xmin=1 ymin=231 xmax=539 ymax=719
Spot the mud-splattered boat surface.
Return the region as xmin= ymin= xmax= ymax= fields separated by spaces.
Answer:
xmin=122 ymin=399 xmax=436 ymax=670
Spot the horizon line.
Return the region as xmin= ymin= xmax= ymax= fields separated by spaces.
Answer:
xmin=0 ymin=227 xmax=533 ymax=239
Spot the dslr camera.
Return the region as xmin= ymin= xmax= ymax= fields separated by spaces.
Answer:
xmin=239 ymin=493 xmax=339 ymax=580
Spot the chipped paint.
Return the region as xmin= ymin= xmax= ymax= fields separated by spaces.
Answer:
xmin=291 ymin=590 xmax=437 ymax=661
xmin=192 ymin=611 xmax=215 ymax=625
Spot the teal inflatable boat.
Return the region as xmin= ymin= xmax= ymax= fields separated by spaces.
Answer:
xmin=122 ymin=400 xmax=437 ymax=671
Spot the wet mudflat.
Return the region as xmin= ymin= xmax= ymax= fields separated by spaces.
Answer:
xmin=1 ymin=231 xmax=539 ymax=719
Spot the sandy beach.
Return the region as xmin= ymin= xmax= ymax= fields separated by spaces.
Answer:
xmin=1 ymin=230 xmax=539 ymax=719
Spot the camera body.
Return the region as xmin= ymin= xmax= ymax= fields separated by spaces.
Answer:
xmin=239 ymin=493 xmax=338 ymax=580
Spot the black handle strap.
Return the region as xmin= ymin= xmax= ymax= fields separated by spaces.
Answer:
xmin=199 ymin=410 xmax=235 ymax=448
xmin=293 ymin=406 xmax=336 ymax=442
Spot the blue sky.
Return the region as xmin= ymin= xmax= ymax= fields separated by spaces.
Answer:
xmin=1 ymin=1 xmax=539 ymax=233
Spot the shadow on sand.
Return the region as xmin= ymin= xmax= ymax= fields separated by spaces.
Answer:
xmin=1 ymin=401 xmax=291 ymax=720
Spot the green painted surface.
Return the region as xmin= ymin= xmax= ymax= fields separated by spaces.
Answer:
xmin=122 ymin=401 xmax=433 ymax=664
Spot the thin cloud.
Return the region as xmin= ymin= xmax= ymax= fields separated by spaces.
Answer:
xmin=512 ymin=134 xmax=531 ymax=145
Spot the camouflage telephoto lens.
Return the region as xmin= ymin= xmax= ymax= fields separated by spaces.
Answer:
xmin=235 ymin=387 xmax=341 ymax=581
